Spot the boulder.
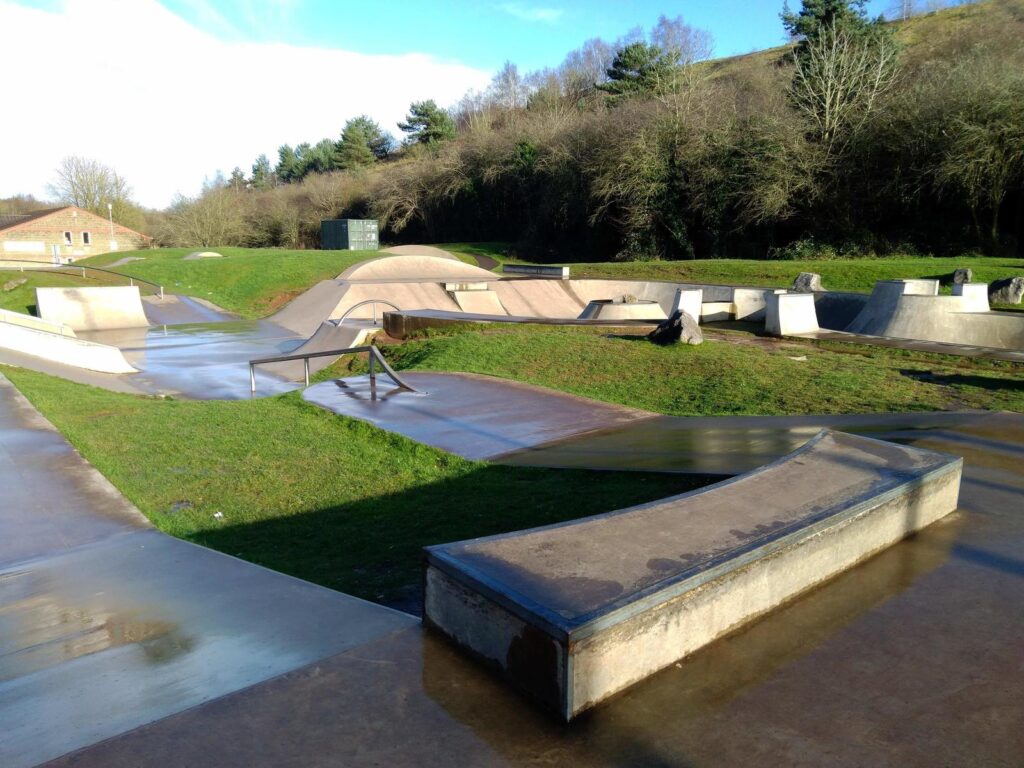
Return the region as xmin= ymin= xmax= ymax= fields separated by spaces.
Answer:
xmin=988 ymin=277 xmax=1024 ymax=305
xmin=648 ymin=310 xmax=703 ymax=346
xmin=3 ymin=278 xmax=28 ymax=292
xmin=791 ymin=272 xmax=824 ymax=293
xmin=952 ymin=267 xmax=972 ymax=285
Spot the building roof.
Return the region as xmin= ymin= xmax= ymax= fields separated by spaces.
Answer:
xmin=0 ymin=206 xmax=150 ymax=239
xmin=0 ymin=208 xmax=63 ymax=231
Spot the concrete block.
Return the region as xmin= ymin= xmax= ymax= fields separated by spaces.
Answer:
xmin=952 ymin=283 xmax=990 ymax=313
xmin=765 ymin=292 xmax=819 ymax=336
xmin=732 ymin=288 xmax=773 ymax=321
xmin=424 ymin=431 xmax=961 ymax=720
xmin=700 ymin=302 xmax=733 ymax=322
xmin=670 ymin=288 xmax=702 ymax=322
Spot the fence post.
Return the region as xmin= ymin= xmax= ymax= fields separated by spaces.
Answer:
xmin=304 ymin=357 xmax=310 ymax=387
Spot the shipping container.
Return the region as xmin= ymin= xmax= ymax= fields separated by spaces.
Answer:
xmin=320 ymin=219 xmax=379 ymax=251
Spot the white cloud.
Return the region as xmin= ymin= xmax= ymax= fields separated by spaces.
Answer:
xmin=499 ymin=3 xmax=563 ymax=23
xmin=0 ymin=0 xmax=492 ymax=208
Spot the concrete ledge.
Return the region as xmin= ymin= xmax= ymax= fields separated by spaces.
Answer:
xmin=424 ymin=430 xmax=961 ymax=720
xmin=577 ymin=299 xmax=667 ymax=321
xmin=766 ymin=292 xmax=819 ymax=336
xmin=502 ymin=265 xmax=569 ymax=278
xmin=0 ymin=321 xmax=137 ymax=373
xmin=0 ymin=307 xmax=76 ymax=337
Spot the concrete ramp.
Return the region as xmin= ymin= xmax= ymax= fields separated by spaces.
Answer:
xmin=0 ymin=318 xmax=137 ymax=373
xmin=36 ymin=286 xmax=150 ymax=332
xmin=844 ymin=279 xmax=1024 ymax=350
xmin=337 ymin=254 xmax=495 ymax=282
xmin=256 ymin=322 xmax=375 ymax=381
xmin=269 ymin=280 xmax=350 ymax=336
xmin=424 ymin=430 xmax=961 ymax=720
xmin=490 ymin=280 xmax=584 ymax=318
xmin=452 ymin=290 xmax=507 ymax=315
xmin=141 ymin=295 xmax=236 ymax=325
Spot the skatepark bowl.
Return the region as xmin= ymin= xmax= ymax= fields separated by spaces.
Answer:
xmin=1 ymin=253 xmax=1023 ymax=764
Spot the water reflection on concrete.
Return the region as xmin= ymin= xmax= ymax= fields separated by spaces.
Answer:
xmin=78 ymin=320 xmax=303 ymax=399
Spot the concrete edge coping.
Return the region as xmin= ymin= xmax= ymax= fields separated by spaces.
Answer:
xmin=425 ymin=429 xmax=963 ymax=644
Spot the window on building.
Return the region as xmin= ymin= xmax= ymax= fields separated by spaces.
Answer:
xmin=82 ymin=232 xmax=91 ymax=245
xmin=63 ymin=231 xmax=72 ymax=246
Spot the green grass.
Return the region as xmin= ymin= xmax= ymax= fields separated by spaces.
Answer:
xmin=562 ymin=256 xmax=1024 ymax=295
xmin=436 ymin=242 xmax=514 ymax=269
xmin=338 ymin=325 xmax=1024 ymax=416
xmin=79 ymin=247 xmax=377 ymax=318
xmin=2 ymin=366 xmax=701 ymax=607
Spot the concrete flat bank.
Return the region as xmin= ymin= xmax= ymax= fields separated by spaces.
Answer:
xmin=424 ymin=430 xmax=962 ymax=719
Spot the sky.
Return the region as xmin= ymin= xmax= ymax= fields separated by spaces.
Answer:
xmin=1 ymin=0 xmax=894 ymax=209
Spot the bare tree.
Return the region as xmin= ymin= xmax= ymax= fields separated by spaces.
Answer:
xmin=789 ymin=23 xmax=899 ymax=158
xmin=47 ymin=156 xmax=135 ymax=219
xmin=489 ymin=61 xmax=531 ymax=111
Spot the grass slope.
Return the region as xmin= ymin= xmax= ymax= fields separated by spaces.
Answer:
xmin=351 ymin=325 xmax=1024 ymax=416
xmin=3 ymin=366 xmax=699 ymax=607
xmin=80 ymin=247 xmax=376 ymax=317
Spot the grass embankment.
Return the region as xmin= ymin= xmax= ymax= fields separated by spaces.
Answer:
xmin=80 ymin=247 xmax=377 ymax=317
xmin=335 ymin=325 xmax=1024 ymax=416
xmin=2 ymin=366 xmax=699 ymax=607
xmin=565 ymin=256 xmax=1024 ymax=294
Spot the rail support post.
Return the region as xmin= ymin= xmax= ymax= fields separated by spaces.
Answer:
xmin=303 ymin=357 xmax=310 ymax=387
xmin=249 ymin=363 xmax=256 ymax=396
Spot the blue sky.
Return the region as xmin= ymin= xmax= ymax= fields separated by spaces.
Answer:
xmin=159 ymin=0 xmax=894 ymax=73
xmin=3 ymin=0 xmax=896 ymax=207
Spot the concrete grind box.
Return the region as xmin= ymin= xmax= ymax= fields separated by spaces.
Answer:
xmin=424 ymin=430 xmax=962 ymax=720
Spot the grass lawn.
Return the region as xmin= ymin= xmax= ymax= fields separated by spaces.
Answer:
xmin=2 ymin=366 xmax=701 ymax=608
xmin=79 ymin=247 xmax=377 ymax=318
xmin=563 ymin=256 xmax=1024 ymax=294
xmin=334 ymin=325 xmax=1024 ymax=416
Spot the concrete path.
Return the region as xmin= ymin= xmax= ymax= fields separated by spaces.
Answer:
xmin=36 ymin=409 xmax=1024 ymax=767
xmin=303 ymin=372 xmax=652 ymax=460
xmin=0 ymin=375 xmax=416 ymax=768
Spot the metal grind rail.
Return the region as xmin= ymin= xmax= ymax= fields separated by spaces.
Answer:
xmin=248 ymin=344 xmax=417 ymax=395
xmin=0 ymin=258 xmax=164 ymax=298
xmin=336 ymin=299 xmax=401 ymax=326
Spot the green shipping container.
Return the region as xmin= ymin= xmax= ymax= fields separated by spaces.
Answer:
xmin=320 ymin=219 xmax=379 ymax=250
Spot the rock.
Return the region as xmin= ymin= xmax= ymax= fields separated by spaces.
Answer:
xmin=3 ymin=278 xmax=27 ymax=292
xmin=791 ymin=272 xmax=824 ymax=293
xmin=618 ymin=294 xmax=639 ymax=304
xmin=952 ymin=267 xmax=972 ymax=285
xmin=648 ymin=310 xmax=703 ymax=346
xmin=988 ymin=276 xmax=1024 ymax=304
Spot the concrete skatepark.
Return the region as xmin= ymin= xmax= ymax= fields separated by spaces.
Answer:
xmin=1 ymin=252 xmax=1023 ymax=763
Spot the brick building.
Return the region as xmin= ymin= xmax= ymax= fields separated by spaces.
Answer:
xmin=0 ymin=206 xmax=151 ymax=263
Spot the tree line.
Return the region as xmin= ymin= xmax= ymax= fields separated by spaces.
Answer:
xmin=159 ymin=0 xmax=1023 ymax=259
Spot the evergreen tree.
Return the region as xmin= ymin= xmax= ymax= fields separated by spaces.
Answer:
xmin=251 ymin=154 xmax=272 ymax=190
xmin=345 ymin=115 xmax=395 ymax=159
xmin=228 ymin=167 xmax=246 ymax=191
xmin=275 ymin=145 xmax=300 ymax=183
xmin=398 ymin=100 xmax=456 ymax=145
xmin=597 ymin=42 xmax=681 ymax=101
xmin=335 ymin=121 xmax=376 ymax=170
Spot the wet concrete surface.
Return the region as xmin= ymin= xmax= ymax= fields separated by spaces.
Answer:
xmin=303 ymin=372 xmax=652 ymax=460
xmin=44 ymin=412 xmax=1024 ymax=767
xmin=0 ymin=375 xmax=417 ymax=768
xmin=77 ymin=319 xmax=303 ymax=399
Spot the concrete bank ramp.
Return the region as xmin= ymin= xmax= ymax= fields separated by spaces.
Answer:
xmin=36 ymin=285 xmax=150 ymax=331
xmin=844 ymin=279 xmax=1024 ymax=350
xmin=0 ymin=313 xmax=137 ymax=373
xmin=141 ymin=294 xmax=236 ymax=325
xmin=424 ymin=430 xmax=962 ymax=720
xmin=256 ymin=321 xmax=375 ymax=381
